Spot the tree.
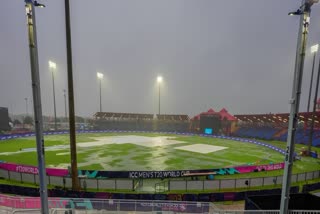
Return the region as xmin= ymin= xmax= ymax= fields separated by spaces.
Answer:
xmin=75 ymin=116 xmax=85 ymax=123
xmin=23 ymin=116 xmax=34 ymax=125
xmin=13 ymin=119 xmax=22 ymax=125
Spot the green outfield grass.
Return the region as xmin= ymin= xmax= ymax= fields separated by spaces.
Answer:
xmin=0 ymin=133 xmax=319 ymax=179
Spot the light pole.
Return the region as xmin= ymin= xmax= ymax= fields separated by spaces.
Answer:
xmin=157 ymin=76 xmax=163 ymax=116
xmin=97 ymin=72 xmax=103 ymax=112
xmin=65 ymin=0 xmax=80 ymax=191
xmin=30 ymin=99 xmax=33 ymax=117
xmin=280 ymin=1 xmax=316 ymax=213
xmin=24 ymin=98 xmax=28 ymax=116
xmin=63 ymin=89 xmax=67 ymax=119
xmin=49 ymin=60 xmax=57 ymax=131
xmin=24 ymin=0 xmax=48 ymax=213
xmin=307 ymin=44 xmax=319 ymax=112
xmin=308 ymin=47 xmax=320 ymax=154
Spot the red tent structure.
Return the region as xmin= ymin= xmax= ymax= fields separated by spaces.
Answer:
xmin=206 ymin=108 xmax=215 ymax=114
xmin=190 ymin=108 xmax=237 ymax=135
xmin=219 ymin=108 xmax=237 ymax=121
xmin=191 ymin=108 xmax=216 ymax=120
xmin=191 ymin=108 xmax=236 ymax=121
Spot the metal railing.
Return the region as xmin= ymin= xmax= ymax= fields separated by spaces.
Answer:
xmin=0 ymin=169 xmax=134 ymax=191
xmin=11 ymin=209 xmax=41 ymax=214
xmin=1 ymin=168 xmax=319 ymax=192
xmin=155 ymin=181 xmax=168 ymax=193
xmin=6 ymin=209 xmax=320 ymax=214
xmin=1 ymin=196 xmax=214 ymax=213
xmin=168 ymin=170 xmax=320 ymax=192
xmin=211 ymin=211 xmax=320 ymax=214
xmin=0 ymin=195 xmax=319 ymax=214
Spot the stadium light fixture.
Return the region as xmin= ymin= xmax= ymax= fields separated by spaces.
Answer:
xmin=311 ymin=44 xmax=319 ymax=53
xmin=34 ymin=1 xmax=45 ymax=7
xmin=288 ymin=9 xmax=303 ymax=16
xmin=97 ymin=72 xmax=104 ymax=79
xmin=48 ymin=60 xmax=57 ymax=69
xmin=157 ymin=75 xmax=163 ymax=83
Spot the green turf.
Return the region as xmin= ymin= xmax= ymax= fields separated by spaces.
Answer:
xmin=0 ymin=133 xmax=319 ymax=179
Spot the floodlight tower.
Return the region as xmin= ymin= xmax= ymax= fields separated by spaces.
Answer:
xmin=157 ymin=76 xmax=163 ymax=115
xmin=307 ymin=44 xmax=319 ymax=112
xmin=280 ymin=1 xmax=318 ymax=213
xmin=49 ymin=60 xmax=57 ymax=131
xmin=97 ymin=72 xmax=104 ymax=112
xmin=24 ymin=0 xmax=48 ymax=213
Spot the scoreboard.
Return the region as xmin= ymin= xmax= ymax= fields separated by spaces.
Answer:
xmin=0 ymin=107 xmax=10 ymax=131
xmin=200 ymin=114 xmax=221 ymax=135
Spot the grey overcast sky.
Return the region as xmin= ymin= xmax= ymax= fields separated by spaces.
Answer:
xmin=1 ymin=0 xmax=320 ymax=117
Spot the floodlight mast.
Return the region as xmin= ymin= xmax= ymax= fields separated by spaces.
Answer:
xmin=97 ymin=72 xmax=104 ymax=112
xmin=280 ymin=0 xmax=317 ymax=213
xmin=24 ymin=0 xmax=49 ymax=213
xmin=157 ymin=76 xmax=163 ymax=115
xmin=49 ymin=60 xmax=57 ymax=131
xmin=307 ymin=44 xmax=319 ymax=113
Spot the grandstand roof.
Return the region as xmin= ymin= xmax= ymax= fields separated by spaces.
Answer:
xmin=156 ymin=114 xmax=189 ymax=121
xmin=234 ymin=111 xmax=320 ymax=126
xmin=94 ymin=112 xmax=154 ymax=120
xmin=94 ymin=112 xmax=190 ymax=121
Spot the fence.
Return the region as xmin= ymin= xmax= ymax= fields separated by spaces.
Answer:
xmin=0 ymin=169 xmax=134 ymax=191
xmin=210 ymin=211 xmax=320 ymax=214
xmin=1 ymin=168 xmax=320 ymax=192
xmin=5 ymin=208 xmax=320 ymax=214
xmin=0 ymin=195 xmax=214 ymax=213
xmin=2 ymin=210 xmax=320 ymax=214
xmin=167 ymin=170 xmax=320 ymax=192
xmin=1 ymin=193 xmax=320 ymax=213
xmin=155 ymin=181 xmax=168 ymax=193
xmin=4 ymin=210 xmax=320 ymax=214
xmin=0 ymin=195 xmax=319 ymax=214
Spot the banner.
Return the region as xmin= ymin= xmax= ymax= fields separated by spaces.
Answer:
xmin=0 ymin=161 xmax=284 ymax=179
xmin=0 ymin=162 xmax=68 ymax=177
xmin=235 ymin=162 xmax=284 ymax=173
xmin=77 ymin=163 xmax=284 ymax=179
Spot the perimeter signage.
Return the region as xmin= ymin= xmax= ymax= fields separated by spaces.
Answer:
xmin=0 ymin=162 xmax=284 ymax=179
xmin=128 ymin=170 xmax=188 ymax=179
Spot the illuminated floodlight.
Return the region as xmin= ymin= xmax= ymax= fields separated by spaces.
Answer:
xmin=97 ymin=72 xmax=104 ymax=79
xmin=48 ymin=60 xmax=56 ymax=69
xmin=311 ymin=44 xmax=319 ymax=53
xmin=157 ymin=76 xmax=163 ymax=83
